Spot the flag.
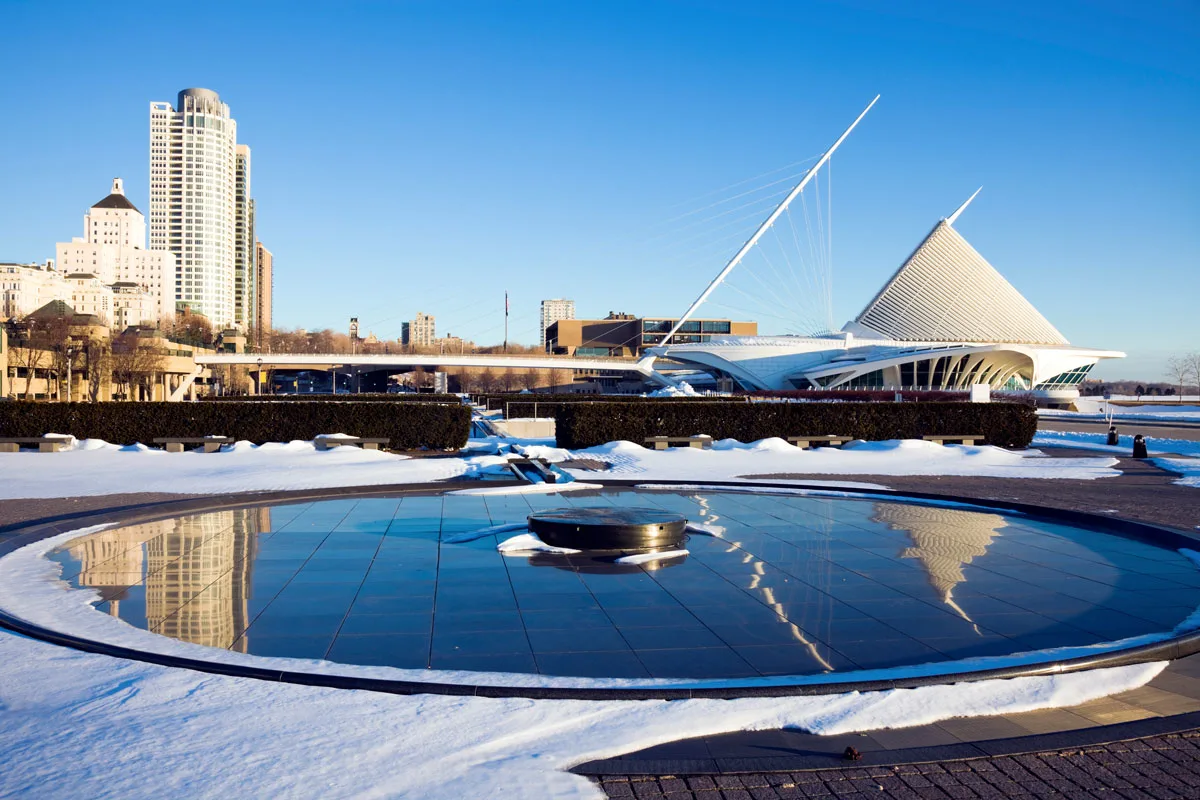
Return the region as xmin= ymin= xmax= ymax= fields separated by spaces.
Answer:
xmin=505 ymin=292 xmax=509 ymax=315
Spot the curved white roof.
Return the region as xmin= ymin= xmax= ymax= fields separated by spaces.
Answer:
xmin=851 ymin=221 xmax=1069 ymax=346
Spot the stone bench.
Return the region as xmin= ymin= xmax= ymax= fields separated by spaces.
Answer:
xmin=922 ymin=434 xmax=983 ymax=446
xmin=787 ymin=435 xmax=854 ymax=449
xmin=153 ymin=437 xmax=234 ymax=453
xmin=644 ymin=435 xmax=714 ymax=451
xmin=314 ymin=436 xmax=389 ymax=451
xmin=0 ymin=436 xmax=73 ymax=453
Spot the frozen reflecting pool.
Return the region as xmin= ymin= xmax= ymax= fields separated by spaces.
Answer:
xmin=49 ymin=488 xmax=1200 ymax=680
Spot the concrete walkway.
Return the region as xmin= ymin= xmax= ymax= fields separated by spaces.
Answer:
xmin=590 ymin=454 xmax=1200 ymax=798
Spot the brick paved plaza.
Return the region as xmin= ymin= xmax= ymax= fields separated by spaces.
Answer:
xmin=599 ymin=730 xmax=1200 ymax=799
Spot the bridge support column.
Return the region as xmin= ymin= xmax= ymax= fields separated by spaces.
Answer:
xmin=168 ymin=365 xmax=204 ymax=402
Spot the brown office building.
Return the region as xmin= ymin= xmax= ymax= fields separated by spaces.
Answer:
xmin=545 ymin=313 xmax=757 ymax=357
xmin=254 ymin=241 xmax=272 ymax=347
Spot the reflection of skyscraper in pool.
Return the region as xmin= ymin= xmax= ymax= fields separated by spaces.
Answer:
xmin=70 ymin=521 xmax=174 ymax=616
xmin=872 ymin=502 xmax=1006 ymax=621
xmin=143 ymin=508 xmax=263 ymax=651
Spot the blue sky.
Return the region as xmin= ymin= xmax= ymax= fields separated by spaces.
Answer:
xmin=1 ymin=0 xmax=1196 ymax=379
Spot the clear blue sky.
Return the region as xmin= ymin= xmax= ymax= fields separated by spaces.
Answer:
xmin=1 ymin=0 xmax=1196 ymax=379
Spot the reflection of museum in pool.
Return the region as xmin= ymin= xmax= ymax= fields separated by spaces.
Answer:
xmin=49 ymin=488 xmax=1200 ymax=681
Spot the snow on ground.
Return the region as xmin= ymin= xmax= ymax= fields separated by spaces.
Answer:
xmin=1156 ymin=458 xmax=1200 ymax=489
xmin=0 ymin=435 xmax=1121 ymax=502
xmin=644 ymin=381 xmax=703 ymax=397
xmin=447 ymin=482 xmax=604 ymax=497
xmin=1034 ymin=430 xmax=1200 ymax=458
xmin=0 ymin=630 xmax=1165 ymax=799
xmin=1041 ymin=399 xmax=1200 ymax=423
xmin=523 ymin=438 xmax=1120 ymax=481
xmin=0 ymin=438 xmax=504 ymax=500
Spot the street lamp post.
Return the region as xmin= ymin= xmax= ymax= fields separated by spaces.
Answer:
xmin=257 ymin=358 xmax=264 ymax=396
xmin=65 ymin=345 xmax=76 ymax=403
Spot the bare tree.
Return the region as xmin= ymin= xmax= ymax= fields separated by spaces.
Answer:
xmin=1186 ymin=352 xmax=1200 ymax=400
xmin=166 ymin=311 xmax=215 ymax=347
xmin=11 ymin=313 xmax=71 ymax=400
xmin=44 ymin=316 xmax=76 ymax=400
xmin=12 ymin=339 xmax=50 ymax=400
xmin=517 ymin=368 xmax=537 ymax=392
xmin=112 ymin=331 xmax=167 ymax=401
xmin=477 ymin=368 xmax=499 ymax=394
xmin=1166 ymin=355 xmax=1193 ymax=401
xmin=550 ymin=369 xmax=572 ymax=393
xmin=86 ymin=340 xmax=111 ymax=402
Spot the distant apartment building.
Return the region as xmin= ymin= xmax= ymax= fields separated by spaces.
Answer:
xmin=233 ymin=145 xmax=256 ymax=329
xmin=1 ymin=261 xmax=63 ymax=319
xmin=433 ymin=333 xmax=471 ymax=353
xmin=3 ymin=180 xmax=162 ymax=330
xmin=540 ymin=298 xmax=575 ymax=350
xmin=546 ymin=313 xmax=757 ymax=357
xmin=55 ymin=178 xmax=173 ymax=322
xmin=150 ymin=88 xmax=242 ymax=327
xmin=64 ymin=273 xmax=113 ymax=320
xmin=254 ymin=241 xmax=272 ymax=345
xmin=401 ymin=312 xmax=435 ymax=347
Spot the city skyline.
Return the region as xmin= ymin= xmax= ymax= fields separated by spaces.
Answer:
xmin=1 ymin=1 xmax=1196 ymax=378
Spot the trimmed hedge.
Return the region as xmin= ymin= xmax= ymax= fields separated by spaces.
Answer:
xmin=477 ymin=394 xmax=747 ymax=412
xmin=0 ymin=401 xmax=471 ymax=450
xmin=201 ymin=393 xmax=464 ymax=404
xmin=554 ymin=401 xmax=1037 ymax=450
xmin=747 ymin=390 xmax=969 ymax=402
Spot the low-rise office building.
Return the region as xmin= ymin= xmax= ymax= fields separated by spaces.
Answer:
xmin=545 ymin=313 xmax=757 ymax=357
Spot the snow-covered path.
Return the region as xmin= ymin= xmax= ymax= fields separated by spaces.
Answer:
xmin=0 ymin=632 xmax=1164 ymax=799
xmin=0 ymin=436 xmax=1120 ymax=500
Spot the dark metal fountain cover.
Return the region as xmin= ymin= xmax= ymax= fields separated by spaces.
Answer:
xmin=528 ymin=507 xmax=688 ymax=552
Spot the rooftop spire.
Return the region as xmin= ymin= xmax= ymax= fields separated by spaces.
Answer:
xmin=946 ymin=187 xmax=982 ymax=226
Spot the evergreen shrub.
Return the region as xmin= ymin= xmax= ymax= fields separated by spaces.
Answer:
xmin=554 ymin=401 xmax=1037 ymax=450
xmin=0 ymin=401 xmax=470 ymax=450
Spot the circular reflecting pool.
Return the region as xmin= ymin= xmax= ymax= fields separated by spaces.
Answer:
xmin=47 ymin=488 xmax=1200 ymax=680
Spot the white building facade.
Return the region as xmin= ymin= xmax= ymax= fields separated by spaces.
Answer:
xmin=111 ymin=282 xmax=156 ymax=328
xmin=0 ymin=261 xmax=66 ymax=320
xmin=56 ymin=178 xmax=174 ymax=322
xmin=64 ymin=273 xmax=113 ymax=320
xmin=540 ymin=298 xmax=575 ymax=349
xmin=150 ymin=88 xmax=239 ymax=327
xmin=652 ymin=207 xmax=1123 ymax=402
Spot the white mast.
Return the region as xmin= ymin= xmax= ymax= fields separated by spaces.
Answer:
xmin=946 ymin=187 xmax=982 ymax=226
xmin=658 ymin=95 xmax=879 ymax=348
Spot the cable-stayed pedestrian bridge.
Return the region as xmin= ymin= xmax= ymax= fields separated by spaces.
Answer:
xmin=170 ymin=352 xmax=657 ymax=400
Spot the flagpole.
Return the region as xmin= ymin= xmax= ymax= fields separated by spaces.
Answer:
xmin=504 ymin=291 xmax=509 ymax=353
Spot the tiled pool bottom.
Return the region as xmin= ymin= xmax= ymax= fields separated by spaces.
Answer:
xmin=48 ymin=489 xmax=1200 ymax=680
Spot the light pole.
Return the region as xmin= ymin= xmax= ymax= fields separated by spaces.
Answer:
xmin=65 ymin=345 xmax=76 ymax=403
xmin=257 ymin=357 xmax=264 ymax=396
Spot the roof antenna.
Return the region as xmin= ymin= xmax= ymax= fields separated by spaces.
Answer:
xmin=946 ymin=187 xmax=982 ymax=226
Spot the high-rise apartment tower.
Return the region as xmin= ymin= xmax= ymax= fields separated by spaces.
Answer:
xmin=540 ymin=298 xmax=575 ymax=349
xmin=234 ymin=145 xmax=256 ymax=329
xmin=149 ymin=88 xmax=240 ymax=327
xmin=254 ymin=241 xmax=272 ymax=347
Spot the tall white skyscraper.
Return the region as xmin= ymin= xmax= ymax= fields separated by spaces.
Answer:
xmin=149 ymin=88 xmax=239 ymax=327
xmin=233 ymin=144 xmax=255 ymax=329
xmin=540 ymin=298 xmax=575 ymax=349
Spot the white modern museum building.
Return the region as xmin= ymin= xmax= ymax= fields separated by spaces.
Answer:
xmin=651 ymin=202 xmax=1123 ymax=403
